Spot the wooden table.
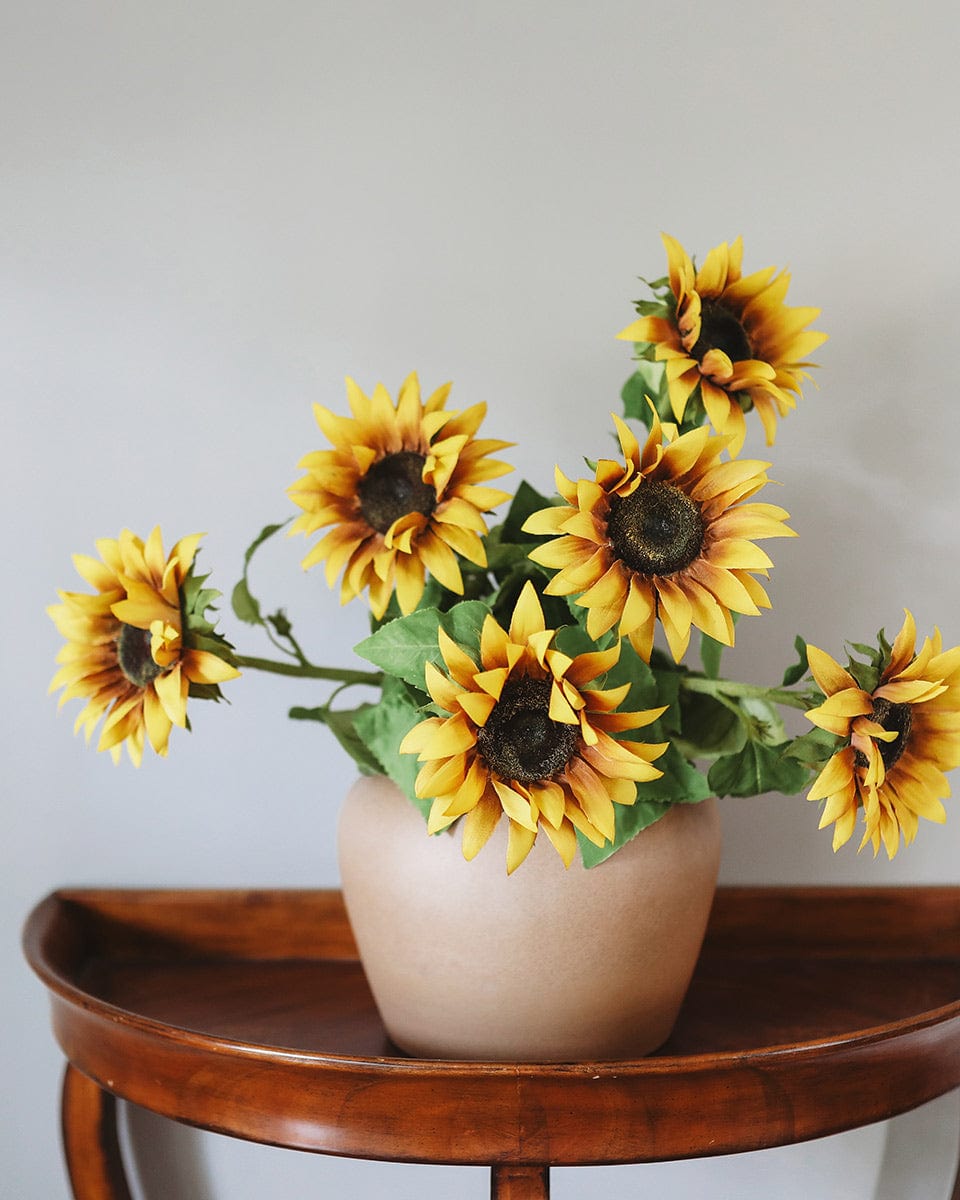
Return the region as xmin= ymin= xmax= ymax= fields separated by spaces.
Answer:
xmin=22 ymin=886 xmax=960 ymax=1199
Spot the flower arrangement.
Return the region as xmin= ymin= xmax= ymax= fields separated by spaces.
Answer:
xmin=48 ymin=234 xmax=960 ymax=874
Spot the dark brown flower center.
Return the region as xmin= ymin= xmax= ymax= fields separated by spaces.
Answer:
xmin=606 ymin=480 xmax=705 ymax=576
xmin=855 ymin=697 xmax=913 ymax=772
xmin=116 ymin=624 xmax=163 ymax=688
xmin=689 ymin=299 xmax=752 ymax=365
xmin=358 ymin=450 xmax=437 ymax=534
xmin=476 ymin=676 xmax=579 ymax=784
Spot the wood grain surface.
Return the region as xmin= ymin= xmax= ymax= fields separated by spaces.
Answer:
xmin=23 ymin=887 xmax=960 ymax=1172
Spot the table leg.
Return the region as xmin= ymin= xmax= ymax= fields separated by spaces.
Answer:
xmin=490 ymin=1165 xmax=550 ymax=1198
xmin=61 ymin=1063 xmax=134 ymax=1200
xmin=952 ymin=1106 xmax=960 ymax=1200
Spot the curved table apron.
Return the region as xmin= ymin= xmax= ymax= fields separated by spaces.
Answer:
xmin=23 ymin=886 xmax=960 ymax=1199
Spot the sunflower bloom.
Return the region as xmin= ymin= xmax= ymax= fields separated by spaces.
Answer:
xmin=522 ymin=409 xmax=794 ymax=663
xmin=288 ymin=373 xmax=512 ymax=619
xmin=618 ymin=233 xmax=826 ymax=454
xmin=48 ymin=528 xmax=240 ymax=765
xmin=399 ymin=581 xmax=668 ymax=873
xmin=805 ymin=612 xmax=960 ymax=857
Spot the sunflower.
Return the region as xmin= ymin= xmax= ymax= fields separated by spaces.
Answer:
xmin=288 ymin=373 xmax=512 ymax=619
xmin=805 ymin=612 xmax=960 ymax=858
xmin=48 ymin=528 xmax=240 ymax=765
xmin=522 ymin=409 xmax=794 ymax=663
xmin=398 ymin=581 xmax=668 ymax=873
xmin=617 ymin=234 xmax=826 ymax=455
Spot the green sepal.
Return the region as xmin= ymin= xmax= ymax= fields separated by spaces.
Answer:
xmin=186 ymin=681 xmax=231 ymax=703
xmin=180 ymin=563 xmax=237 ymax=703
xmin=782 ymin=725 xmax=844 ymax=768
xmin=630 ymin=298 xmax=670 ymax=317
xmin=845 ymin=657 xmax=881 ymax=694
xmin=781 ymin=635 xmax=809 ymax=686
xmin=843 ymin=631 xmax=890 ymax=695
xmin=738 ymin=696 xmax=788 ymax=746
xmin=847 ymin=640 xmax=884 ymax=665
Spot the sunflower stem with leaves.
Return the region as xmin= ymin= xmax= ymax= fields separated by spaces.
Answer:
xmin=48 ymin=236 xmax=960 ymax=872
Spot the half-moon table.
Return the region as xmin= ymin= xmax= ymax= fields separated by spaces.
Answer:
xmin=22 ymin=886 xmax=960 ymax=1198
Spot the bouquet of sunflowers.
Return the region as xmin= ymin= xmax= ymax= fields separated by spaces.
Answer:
xmin=48 ymin=235 xmax=960 ymax=874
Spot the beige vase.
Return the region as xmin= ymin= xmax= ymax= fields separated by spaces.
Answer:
xmin=337 ymin=774 xmax=721 ymax=1062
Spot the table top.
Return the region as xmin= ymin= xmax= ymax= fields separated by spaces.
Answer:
xmin=23 ymin=886 xmax=960 ymax=1167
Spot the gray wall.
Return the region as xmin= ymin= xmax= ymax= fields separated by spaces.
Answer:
xmin=5 ymin=2 xmax=960 ymax=1196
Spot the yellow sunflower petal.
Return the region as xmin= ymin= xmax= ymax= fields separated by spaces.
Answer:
xmin=806 ymin=644 xmax=860 ymax=696
xmin=460 ymin=792 xmax=503 ymax=860
xmin=508 ymin=580 xmax=546 ymax=643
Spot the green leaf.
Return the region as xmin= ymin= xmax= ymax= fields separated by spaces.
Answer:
xmin=641 ymin=743 xmax=713 ymax=804
xmin=700 ymin=632 xmax=724 ymax=680
xmin=578 ymin=740 xmax=712 ymax=867
xmin=354 ymin=600 xmax=488 ymax=691
xmin=501 ymin=479 xmax=556 ymax=542
xmin=708 ymin=740 xmax=811 ymax=798
xmin=353 ymin=678 xmax=428 ymax=816
xmin=231 ymin=520 xmax=291 ymax=627
xmin=243 ymin=519 xmax=290 ymax=566
xmin=781 ymin=635 xmax=809 ymax=687
xmin=483 ymin=526 xmax=535 ymax=574
xmin=600 ymin=637 xmax=661 ymax=711
xmin=673 ymin=690 xmax=746 ymax=759
xmin=578 ymin=798 xmax=673 ymax=868
xmin=621 ymin=364 xmax=667 ymax=428
xmin=289 ymin=704 xmax=384 ymax=775
xmin=648 ymin=665 xmax=682 ymax=735
xmin=491 ymin=564 xmax=567 ymax=631
xmin=231 ymin=578 xmax=261 ymax=625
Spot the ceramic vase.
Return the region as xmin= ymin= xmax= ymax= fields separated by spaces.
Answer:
xmin=338 ymin=774 xmax=721 ymax=1062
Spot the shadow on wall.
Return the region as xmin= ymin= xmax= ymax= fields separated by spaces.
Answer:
xmin=125 ymin=1104 xmax=213 ymax=1200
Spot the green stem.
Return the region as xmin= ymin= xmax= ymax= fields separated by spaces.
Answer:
xmin=679 ymin=675 xmax=811 ymax=711
xmin=236 ymin=654 xmax=382 ymax=687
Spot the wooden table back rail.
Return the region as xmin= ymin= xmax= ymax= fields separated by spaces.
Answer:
xmin=23 ymin=886 xmax=960 ymax=1199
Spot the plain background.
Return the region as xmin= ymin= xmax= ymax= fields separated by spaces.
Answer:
xmin=4 ymin=2 xmax=960 ymax=1196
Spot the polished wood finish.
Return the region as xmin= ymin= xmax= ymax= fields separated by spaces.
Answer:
xmin=23 ymin=887 xmax=960 ymax=1194
xmin=491 ymin=1165 xmax=550 ymax=1198
xmin=61 ymin=1063 xmax=133 ymax=1200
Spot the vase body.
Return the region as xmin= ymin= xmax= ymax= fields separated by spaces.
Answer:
xmin=337 ymin=775 xmax=721 ymax=1062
